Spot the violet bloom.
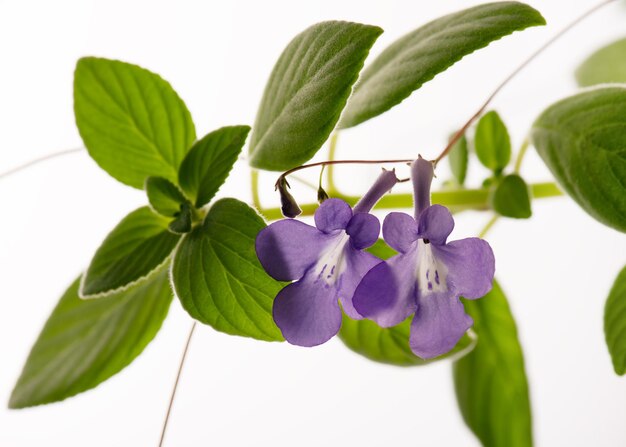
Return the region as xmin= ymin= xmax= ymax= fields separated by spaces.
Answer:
xmin=353 ymin=157 xmax=495 ymax=359
xmin=256 ymin=170 xmax=398 ymax=347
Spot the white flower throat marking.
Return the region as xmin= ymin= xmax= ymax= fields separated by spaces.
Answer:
xmin=313 ymin=232 xmax=351 ymax=286
xmin=416 ymin=239 xmax=448 ymax=294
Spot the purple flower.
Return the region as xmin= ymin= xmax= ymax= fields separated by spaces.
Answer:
xmin=256 ymin=170 xmax=398 ymax=347
xmin=353 ymin=157 xmax=495 ymax=359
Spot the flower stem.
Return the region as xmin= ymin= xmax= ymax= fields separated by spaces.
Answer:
xmin=478 ymin=215 xmax=500 ymax=238
xmin=0 ymin=147 xmax=84 ymax=180
xmin=259 ymin=181 xmax=562 ymax=221
xmin=251 ymin=170 xmax=261 ymax=210
xmin=326 ymin=132 xmax=339 ymax=192
xmin=514 ymin=138 xmax=530 ymax=174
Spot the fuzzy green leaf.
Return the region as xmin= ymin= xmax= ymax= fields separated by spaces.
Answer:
xmin=491 ymin=174 xmax=532 ymax=218
xmin=475 ymin=111 xmax=511 ymax=173
xmin=81 ymin=207 xmax=180 ymax=297
xmin=179 ymin=126 xmax=250 ymax=207
xmin=576 ymin=37 xmax=626 ymax=87
xmin=604 ymin=265 xmax=626 ymax=375
xmin=74 ymin=57 xmax=196 ymax=188
xmin=249 ymin=21 xmax=383 ymax=171
xmin=339 ymin=2 xmax=545 ymax=128
xmin=171 ymin=198 xmax=283 ymax=341
xmin=531 ymin=87 xmax=626 ymax=233
xmin=454 ymin=280 xmax=532 ymax=447
xmin=168 ymin=202 xmax=193 ymax=235
xmin=9 ymin=269 xmax=172 ymax=408
xmin=145 ymin=176 xmax=188 ymax=217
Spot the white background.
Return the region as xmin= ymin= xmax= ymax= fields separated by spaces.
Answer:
xmin=1 ymin=0 xmax=626 ymax=445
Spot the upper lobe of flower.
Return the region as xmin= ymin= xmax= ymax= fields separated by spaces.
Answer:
xmin=352 ymin=158 xmax=495 ymax=359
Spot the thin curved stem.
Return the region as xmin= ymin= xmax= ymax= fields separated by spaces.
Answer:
xmin=0 ymin=147 xmax=84 ymax=180
xmin=326 ymin=132 xmax=339 ymax=192
xmin=158 ymin=322 xmax=197 ymax=447
xmin=514 ymin=138 xmax=530 ymax=174
xmin=251 ymin=170 xmax=262 ymax=210
xmin=434 ymin=0 xmax=618 ymax=165
xmin=478 ymin=215 xmax=500 ymax=238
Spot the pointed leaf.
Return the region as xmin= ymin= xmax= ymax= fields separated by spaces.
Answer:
xmin=171 ymin=198 xmax=284 ymax=341
xmin=531 ymin=87 xmax=626 ymax=233
xmin=81 ymin=207 xmax=180 ymax=297
xmin=475 ymin=110 xmax=511 ymax=173
xmin=179 ymin=126 xmax=250 ymax=207
xmin=145 ymin=176 xmax=188 ymax=217
xmin=453 ymin=280 xmax=532 ymax=447
xmin=9 ymin=269 xmax=172 ymax=408
xmin=449 ymin=134 xmax=469 ymax=185
xmin=339 ymin=2 xmax=545 ymax=128
xmin=74 ymin=57 xmax=196 ymax=188
xmin=168 ymin=202 xmax=193 ymax=235
xmin=249 ymin=21 xmax=383 ymax=170
xmin=576 ymin=37 xmax=626 ymax=87
xmin=491 ymin=174 xmax=532 ymax=218
xmin=604 ymin=265 xmax=626 ymax=375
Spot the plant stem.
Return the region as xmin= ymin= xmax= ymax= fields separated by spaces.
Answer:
xmin=478 ymin=215 xmax=500 ymax=238
xmin=251 ymin=170 xmax=261 ymax=210
xmin=327 ymin=132 xmax=339 ymax=192
xmin=514 ymin=138 xmax=530 ymax=174
xmin=0 ymin=147 xmax=84 ymax=180
xmin=259 ymin=181 xmax=562 ymax=221
xmin=158 ymin=322 xmax=197 ymax=447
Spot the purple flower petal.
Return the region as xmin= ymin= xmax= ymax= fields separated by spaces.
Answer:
xmin=256 ymin=219 xmax=332 ymax=282
xmin=382 ymin=212 xmax=418 ymax=253
xmin=409 ymin=292 xmax=473 ymax=359
xmin=433 ymin=238 xmax=495 ymax=299
xmin=411 ymin=157 xmax=434 ymax=217
xmin=337 ymin=248 xmax=381 ymax=319
xmin=314 ymin=198 xmax=352 ymax=233
xmin=353 ymin=169 xmax=398 ymax=213
xmin=273 ymin=272 xmax=342 ymax=347
xmin=417 ymin=205 xmax=454 ymax=245
xmin=353 ymin=249 xmax=419 ymax=327
xmin=346 ymin=213 xmax=380 ymax=250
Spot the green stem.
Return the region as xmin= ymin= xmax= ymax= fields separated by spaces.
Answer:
xmin=478 ymin=215 xmax=500 ymax=238
xmin=251 ymin=170 xmax=261 ymax=210
xmin=514 ymin=138 xmax=530 ymax=174
xmin=326 ymin=132 xmax=339 ymax=193
xmin=259 ymin=181 xmax=562 ymax=221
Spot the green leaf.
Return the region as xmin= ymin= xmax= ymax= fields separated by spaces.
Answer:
xmin=576 ymin=37 xmax=626 ymax=87
xmin=339 ymin=2 xmax=545 ymax=128
xmin=179 ymin=126 xmax=250 ymax=207
xmin=531 ymin=87 xmax=626 ymax=233
xmin=74 ymin=57 xmax=196 ymax=188
xmin=604 ymin=265 xmax=626 ymax=375
xmin=81 ymin=207 xmax=181 ymax=297
xmin=475 ymin=110 xmax=511 ymax=173
xmin=145 ymin=176 xmax=188 ymax=217
xmin=9 ymin=269 xmax=172 ymax=408
xmin=168 ymin=202 xmax=193 ymax=235
xmin=449 ymin=134 xmax=469 ymax=185
xmin=453 ymin=280 xmax=532 ymax=447
xmin=171 ymin=198 xmax=284 ymax=341
xmin=339 ymin=315 xmax=476 ymax=367
xmin=491 ymin=174 xmax=532 ymax=218
xmin=248 ymin=21 xmax=383 ymax=171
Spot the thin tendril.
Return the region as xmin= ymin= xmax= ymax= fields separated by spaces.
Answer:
xmin=158 ymin=322 xmax=197 ymax=447
xmin=0 ymin=147 xmax=84 ymax=180
xmin=434 ymin=0 xmax=618 ymax=165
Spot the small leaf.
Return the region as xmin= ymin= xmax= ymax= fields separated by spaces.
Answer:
xmin=531 ymin=87 xmax=626 ymax=233
xmin=74 ymin=57 xmax=196 ymax=188
xmin=171 ymin=198 xmax=284 ymax=341
xmin=339 ymin=2 xmax=545 ymax=128
xmin=81 ymin=207 xmax=180 ymax=297
xmin=9 ymin=269 xmax=172 ymax=408
xmin=475 ymin=110 xmax=511 ymax=173
xmin=340 ymin=316 xmax=475 ymax=367
xmin=576 ymin=37 xmax=626 ymax=87
xmin=604 ymin=265 xmax=626 ymax=375
xmin=491 ymin=174 xmax=532 ymax=218
xmin=448 ymin=134 xmax=469 ymax=185
xmin=453 ymin=280 xmax=532 ymax=447
xmin=145 ymin=176 xmax=188 ymax=217
xmin=168 ymin=202 xmax=193 ymax=235
xmin=248 ymin=21 xmax=383 ymax=171
xmin=179 ymin=126 xmax=250 ymax=207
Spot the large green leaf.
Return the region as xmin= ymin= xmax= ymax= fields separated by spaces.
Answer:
xmin=9 ymin=269 xmax=172 ymax=408
xmin=81 ymin=207 xmax=181 ymax=297
xmin=74 ymin=57 xmax=196 ymax=188
xmin=576 ymin=37 xmax=626 ymax=87
xmin=171 ymin=198 xmax=284 ymax=341
xmin=531 ymin=87 xmax=626 ymax=233
xmin=339 ymin=2 xmax=545 ymax=128
xmin=178 ymin=126 xmax=250 ymax=207
xmin=604 ymin=265 xmax=626 ymax=375
xmin=248 ymin=21 xmax=382 ymax=171
xmin=453 ymin=280 xmax=532 ymax=447
xmin=475 ymin=110 xmax=512 ymax=173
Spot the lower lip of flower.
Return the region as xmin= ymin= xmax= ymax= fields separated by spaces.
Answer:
xmin=312 ymin=232 xmax=351 ymax=286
